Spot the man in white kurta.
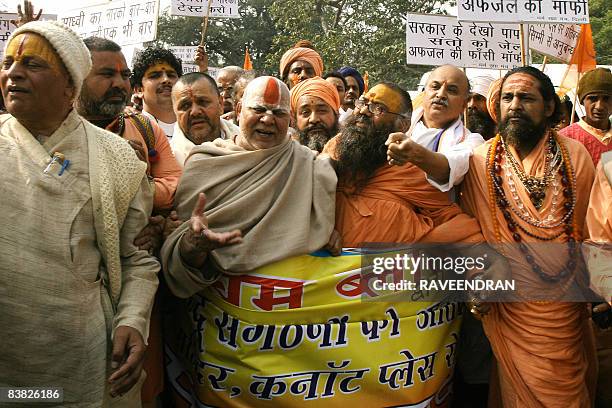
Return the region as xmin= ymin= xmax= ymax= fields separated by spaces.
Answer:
xmin=0 ymin=21 xmax=158 ymax=407
xmin=169 ymin=72 xmax=240 ymax=167
xmin=387 ymin=65 xmax=484 ymax=192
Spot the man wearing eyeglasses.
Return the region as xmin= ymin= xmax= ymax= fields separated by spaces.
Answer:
xmin=387 ymin=65 xmax=485 ymax=193
xmin=323 ymin=81 xmax=481 ymax=244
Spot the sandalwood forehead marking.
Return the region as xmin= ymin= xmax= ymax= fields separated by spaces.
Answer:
xmin=6 ymin=33 xmax=63 ymax=75
xmin=504 ymin=73 xmax=536 ymax=91
xmin=366 ymin=84 xmax=402 ymax=113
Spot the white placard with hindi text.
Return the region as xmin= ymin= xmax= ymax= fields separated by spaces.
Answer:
xmin=170 ymin=46 xmax=198 ymax=62
xmin=406 ymin=14 xmax=524 ymax=70
xmin=182 ymin=63 xmax=220 ymax=79
xmin=171 ymin=0 xmax=240 ymax=19
xmin=457 ymin=0 xmax=589 ymax=24
xmin=0 ymin=13 xmax=57 ymax=58
xmin=59 ymin=0 xmax=160 ymax=47
xmin=528 ymin=23 xmax=580 ymax=63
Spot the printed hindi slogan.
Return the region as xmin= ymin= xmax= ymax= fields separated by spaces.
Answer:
xmin=164 ymin=252 xmax=461 ymax=407
xmin=458 ymin=0 xmax=589 ymax=24
xmin=171 ymin=0 xmax=240 ymax=18
xmin=58 ymin=0 xmax=159 ymax=46
xmin=181 ymin=63 xmax=220 ymax=78
xmin=406 ymin=13 xmax=523 ymax=70
xmin=528 ymin=23 xmax=580 ymax=63
xmin=0 ymin=13 xmax=57 ymax=58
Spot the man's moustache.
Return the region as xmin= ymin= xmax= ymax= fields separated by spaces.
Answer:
xmin=432 ymin=99 xmax=449 ymax=107
xmin=103 ymin=89 xmax=127 ymax=101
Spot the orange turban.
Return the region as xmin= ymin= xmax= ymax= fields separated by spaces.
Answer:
xmin=487 ymin=77 xmax=503 ymax=124
xmin=290 ymin=76 xmax=340 ymax=115
xmin=279 ymin=47 xmax=324 ymax=79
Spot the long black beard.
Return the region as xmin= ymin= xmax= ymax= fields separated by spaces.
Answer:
xmin=298 ymin=122 xmax=339 ymax=153
xmin=466 ymin=109 xmax=496 ymax=140
xmin=498 ymin=113 xmax=548 ymax=152
xmin=334 ymin=114 xmax=393 ymax=189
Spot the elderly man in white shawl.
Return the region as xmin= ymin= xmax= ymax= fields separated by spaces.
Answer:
xmin=0 ymin=21 xmax=158 ymax=406
xmin=161 ymin=76 xmax=338 ymax=298
xmin=386 ymin=65 xmax=485 ymax=193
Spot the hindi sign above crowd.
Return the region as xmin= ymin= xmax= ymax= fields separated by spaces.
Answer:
xmin=0 ymin=13 xmax=57 ymax=58
xmin=171 ymin=0 xmax=240 ymax=19
xmin=182 ymin=63 xmax=220 ymax=78
xmin=169 ymin=45 xmax=199 ymax=62
xmin=528 ymin=23 xmax=580 ymax=63
xmin=406 ymin=13 xmax=523 ymax=70
xmin=59 ymin=0 xmax=160 ymax=46
xmin=458 ymin=0 xmax=589 ymax=24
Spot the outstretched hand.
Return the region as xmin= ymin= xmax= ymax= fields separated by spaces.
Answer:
xmin=11 ymin=1 xmax=43 ymax=28
xmin=386 ymin=132 xmax=420 ymax=166
xmin=179 ymin=193 xmax=242 ymax=268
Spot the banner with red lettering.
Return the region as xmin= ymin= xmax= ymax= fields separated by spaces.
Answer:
xmin=165 ymin=251 xmax=462 ymax=407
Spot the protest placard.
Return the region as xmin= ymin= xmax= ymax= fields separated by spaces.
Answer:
xmin=528 ymin=23 xmax=580 ymax=63
xmin=169 ymin=46 xmax=198 ymax=62
xmin=171 ymin=0 xmax=240 ymax=19
xmin=182 ymin=63 xmax=220 ymax=78
xmin=406 ymin=14 xmax=524 ymax=70
xmin=59 ymin=0 xmax=159 ymax=47
xmin=0 ymin=13 xmax=57 ymax=58
xmin=458 ymin=0 xmax=589 ymax=24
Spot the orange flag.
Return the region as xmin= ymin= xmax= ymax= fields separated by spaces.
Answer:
xmin=243 ymin=46 xmax=253 ymax=71
xmin=559 ymin=24 xmax=597 ymax=95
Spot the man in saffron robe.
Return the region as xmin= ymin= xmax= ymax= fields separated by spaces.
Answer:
xmin=559 ymin=67 xmax=611 ymax=165
xmin=290 ymin=76 xmax=340 ymax=152
xmin=324 ymin=81 xmax=481 ymax=245
xmin=583 ymin=151 xmax=612 ymax=407
xmin=461 ymin=66 xmax=597 ymax=407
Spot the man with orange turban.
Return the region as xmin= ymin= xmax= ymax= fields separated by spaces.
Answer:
xmin=290 ymin=76 xmax=340 ymax=152
xmin=279 ymin=46 xmax=324 ymax=90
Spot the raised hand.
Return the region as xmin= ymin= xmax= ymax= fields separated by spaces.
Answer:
xmin=179 ymin=193 xmax=242 ymax=268
xmin=195 ymin=45 xmax=209 ymax=73
xmin=11 ymin=1 xmax=43 ymax=28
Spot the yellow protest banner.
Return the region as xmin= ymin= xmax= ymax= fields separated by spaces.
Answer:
xmin=166 ymin=251 xmax=462 ymax=407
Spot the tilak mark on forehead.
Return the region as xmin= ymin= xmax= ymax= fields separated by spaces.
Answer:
xmin=504 ymin=73 xmax=537 ymax=90
xmin=366 ymin=84 xmax=402 ymax=114
xmin=263 ymin=78 xmax=280 ymax=105
xmin=17 ymin=34 xmax=27 ymax=58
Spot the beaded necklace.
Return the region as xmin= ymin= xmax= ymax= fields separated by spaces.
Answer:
xmin=486 ymin=132 xmax=579 ymax=283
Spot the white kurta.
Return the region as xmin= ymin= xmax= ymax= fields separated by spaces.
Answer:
xmin=0 ymin=111 xmax=159 ymax=407
xmin=409 ymin=107 xmax=485 ymax=192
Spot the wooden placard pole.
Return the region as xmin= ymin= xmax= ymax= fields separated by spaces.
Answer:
xmin=519 ymin=24 xmax=527 ymax=67
xmin=541 ymin=55 xmax=548 ymax=72
xmin=570 ymin=72 xmax=581 ymax=124
xmin=200 ymin=0 xmax=214 ymax=47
